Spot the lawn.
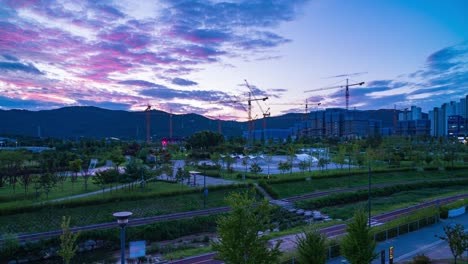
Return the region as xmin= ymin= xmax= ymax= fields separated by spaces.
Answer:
xmin=0 ymin=177 xmax=101 ymax=206
xmin=0 ymin=177 xmax=195 ymax=210
xmin=0 ymin=185 xmax=249 ymax=234
xmin=270 ymin=168 xmax=468 ymax=199
xmin=318 ymin=186 xmax=468 ymax=220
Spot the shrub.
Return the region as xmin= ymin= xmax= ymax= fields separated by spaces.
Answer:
xmin=411 ymin=254 xmax=431 ymax=264
xmin=258 ymin=180 xmax=279 ymax=199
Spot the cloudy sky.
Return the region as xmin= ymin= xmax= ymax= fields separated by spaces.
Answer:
xmin=0 ymin=0 xmax=467 ymax=120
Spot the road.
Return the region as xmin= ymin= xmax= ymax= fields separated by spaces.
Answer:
xmin=169 ymin=253 xmax=221 ymax=264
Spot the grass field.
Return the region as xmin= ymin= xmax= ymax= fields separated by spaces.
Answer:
xmin=318 ymin=186 xmax=467 ymax=220
xmin=0 ymin=177 xmax=101 ymax=204
xmin=0 ymin=178 xmax=195 ymax=210
xmin=0 ymin=186 xmax=249 ymax=234
xmin=270 ymin=168 xmax=468 ymax=198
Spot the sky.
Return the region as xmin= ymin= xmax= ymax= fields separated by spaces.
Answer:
xmin=0 ymin=0 xmax=467 ymax=121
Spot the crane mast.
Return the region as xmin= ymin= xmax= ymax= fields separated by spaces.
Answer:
xmin=244 ymin=79 xmax=269 ymax=144
xmin=305 ymin=79 xmax=364 ymax=110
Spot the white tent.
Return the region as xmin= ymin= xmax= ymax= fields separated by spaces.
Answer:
xmin=295 ymin=154 xmax=318 ymax=163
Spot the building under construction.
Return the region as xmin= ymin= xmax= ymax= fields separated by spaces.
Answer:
xmin=247 ymin=108 xmax=397 ymax=141
xmin=305 ymin=108 xmax=383 ymax=138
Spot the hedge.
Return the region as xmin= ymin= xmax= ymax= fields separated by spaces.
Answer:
xmin=295 ymin=179 xmax=468 ymax=210
xmin=0 ymin=183 xmax=252 ymax=216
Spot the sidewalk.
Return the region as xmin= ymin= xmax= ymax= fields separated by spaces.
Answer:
xmin=327 ymin=213 xmax=468 ymax=264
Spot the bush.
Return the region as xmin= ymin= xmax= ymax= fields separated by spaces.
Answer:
xmin=411 ymin=254 xmax=431 ymax=264
xmin=295 ymin=179 xmax=468 ymax=210
xmin=258 ymin=180 xmax=279 ymax=199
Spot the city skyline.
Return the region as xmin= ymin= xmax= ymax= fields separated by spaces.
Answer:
xmin=0 ymin=0 xmax=467 ymax=121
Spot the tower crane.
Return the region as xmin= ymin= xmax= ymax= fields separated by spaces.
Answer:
xmin=271 ymin=100 xmax=321 ymax=121
xmin=212 ymin=89 xmax=267 ymax=145
xmin=244 ymin=80 xmax=270 ymax=142
xmin=305 ymin=79 xmax=364 ymax=110
xmin=271 ymin=100 xmax=321 ymax=137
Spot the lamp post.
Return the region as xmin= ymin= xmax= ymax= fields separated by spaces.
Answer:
xmin=368 ymin=160 xmax=372 ymax=227
xmin=203 ymin=163 xmax=207 ymax=209
xmin=113 ymin=211 xmax=132 ymax=264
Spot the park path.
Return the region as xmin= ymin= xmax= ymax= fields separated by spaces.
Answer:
xmin=253 ymin=183 xmax=274 ymax=201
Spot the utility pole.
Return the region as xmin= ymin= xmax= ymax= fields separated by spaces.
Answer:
xmin=145 ymin=104 xmax=151 ymax=144
xmin=170 ymin=109 xmax=173 ymax=141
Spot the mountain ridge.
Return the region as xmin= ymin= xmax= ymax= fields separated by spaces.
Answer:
xmin=0 ymin=107 xmax=397 ymax=139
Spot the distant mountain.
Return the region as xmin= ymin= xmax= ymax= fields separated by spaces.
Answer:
xmin=0 ymin=107 xmax=397 ymax=140
xmin=0 ymin=106 xmax=304 ymax=140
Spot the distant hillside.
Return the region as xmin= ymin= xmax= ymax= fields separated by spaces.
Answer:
xmin=0 ymin=106 xmax=303 ymax=140
xmin=0 ymin=107 xmax=397 ymax=140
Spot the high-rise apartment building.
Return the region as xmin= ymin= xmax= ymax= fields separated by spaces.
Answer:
xmin=429 ymin=95 xmax=468 ymax=137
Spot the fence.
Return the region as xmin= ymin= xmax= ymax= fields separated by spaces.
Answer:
xmin=280 ymin=214 xmax=439 ymax=264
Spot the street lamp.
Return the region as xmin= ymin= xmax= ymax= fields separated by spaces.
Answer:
xmin=202 ymin=163 xmax=207 ymax=209
xmin=113 ymin=211 xmax=132 ymax=264
xmin=368 ymin=160 xmax=372 ymax=228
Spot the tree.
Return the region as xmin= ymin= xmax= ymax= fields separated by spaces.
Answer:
xmin=295 ymin=226 xmax=327 ymax=264
xmin=93 ymin=169 xmax=118 ymax=193
xmin=0 ymin=233 xmax=19 ymax=262
xmin=39 ymin=173 xmax=57 ymax=199
xmin=19 ymin=170 xmax=33 ymax=196
xmin=277 ymin=161 xmax=290 ymax=175
xmin=108 ymin=147 xmax=125 ymax=171
xmin=210 ymin=152 xmax=222 ymax=175
xmin=0 ymin=150 xmax=24 ymax=188
xmin=81 ymin=159 xmax=92 ymax=191
xmin=287 ymin=145 xmax=296 ymax=174
xmin=318 ymin=158 xmax=328 ymax=172
xmin=123 ymin=158 xmax=147 ymax=185
xmin=298 ymin=160 xmax=308 ymax=174
xmin=265 ymin=149 xmax=274 ymax=176
xmin=341 ymin=208 xmax=377 ymax=264
xmin=68 ymin=159 xmax=82 ymax=190
xmin=175 ymin=167 xmax=185 ymax=183
xmin=241 ymin=155 xmax=249 ymax=180
xmin=186 ymin=130 xmax=224 ymax=152
xmin=435 ymin=223 xmax=468 ymax=264
xmin=250 ymin=163 xmax=262 ymax=175
xmin=212 ymin=189 xmax=281 ymax=263
xmin=223 ymin=155 xmax=235 ymax=176
xmin=333 ymin=145 xmax=346 ymax=170
xmin=57 ymin=216 xmax=80 ymax=264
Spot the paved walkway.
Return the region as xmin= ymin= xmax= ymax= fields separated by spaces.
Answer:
xmin=327 ymin=213 xmax=468 ymax=264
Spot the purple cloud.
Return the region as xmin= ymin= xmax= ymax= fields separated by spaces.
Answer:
xmin=119 ymin=80 xmax=158 ymax=87
xmin=172 ymin=77 xmax=197 ymax=86
xmin=2 ymin=54 xmax=18 ymax=61
xmin=140 ymin=86 xmax=227 ymax=102
xmin=0 ymin=61 xmax=42 ymax=74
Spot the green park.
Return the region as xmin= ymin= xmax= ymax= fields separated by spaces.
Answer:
xmin=0 ymin=132 xmax=467 ymax=263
